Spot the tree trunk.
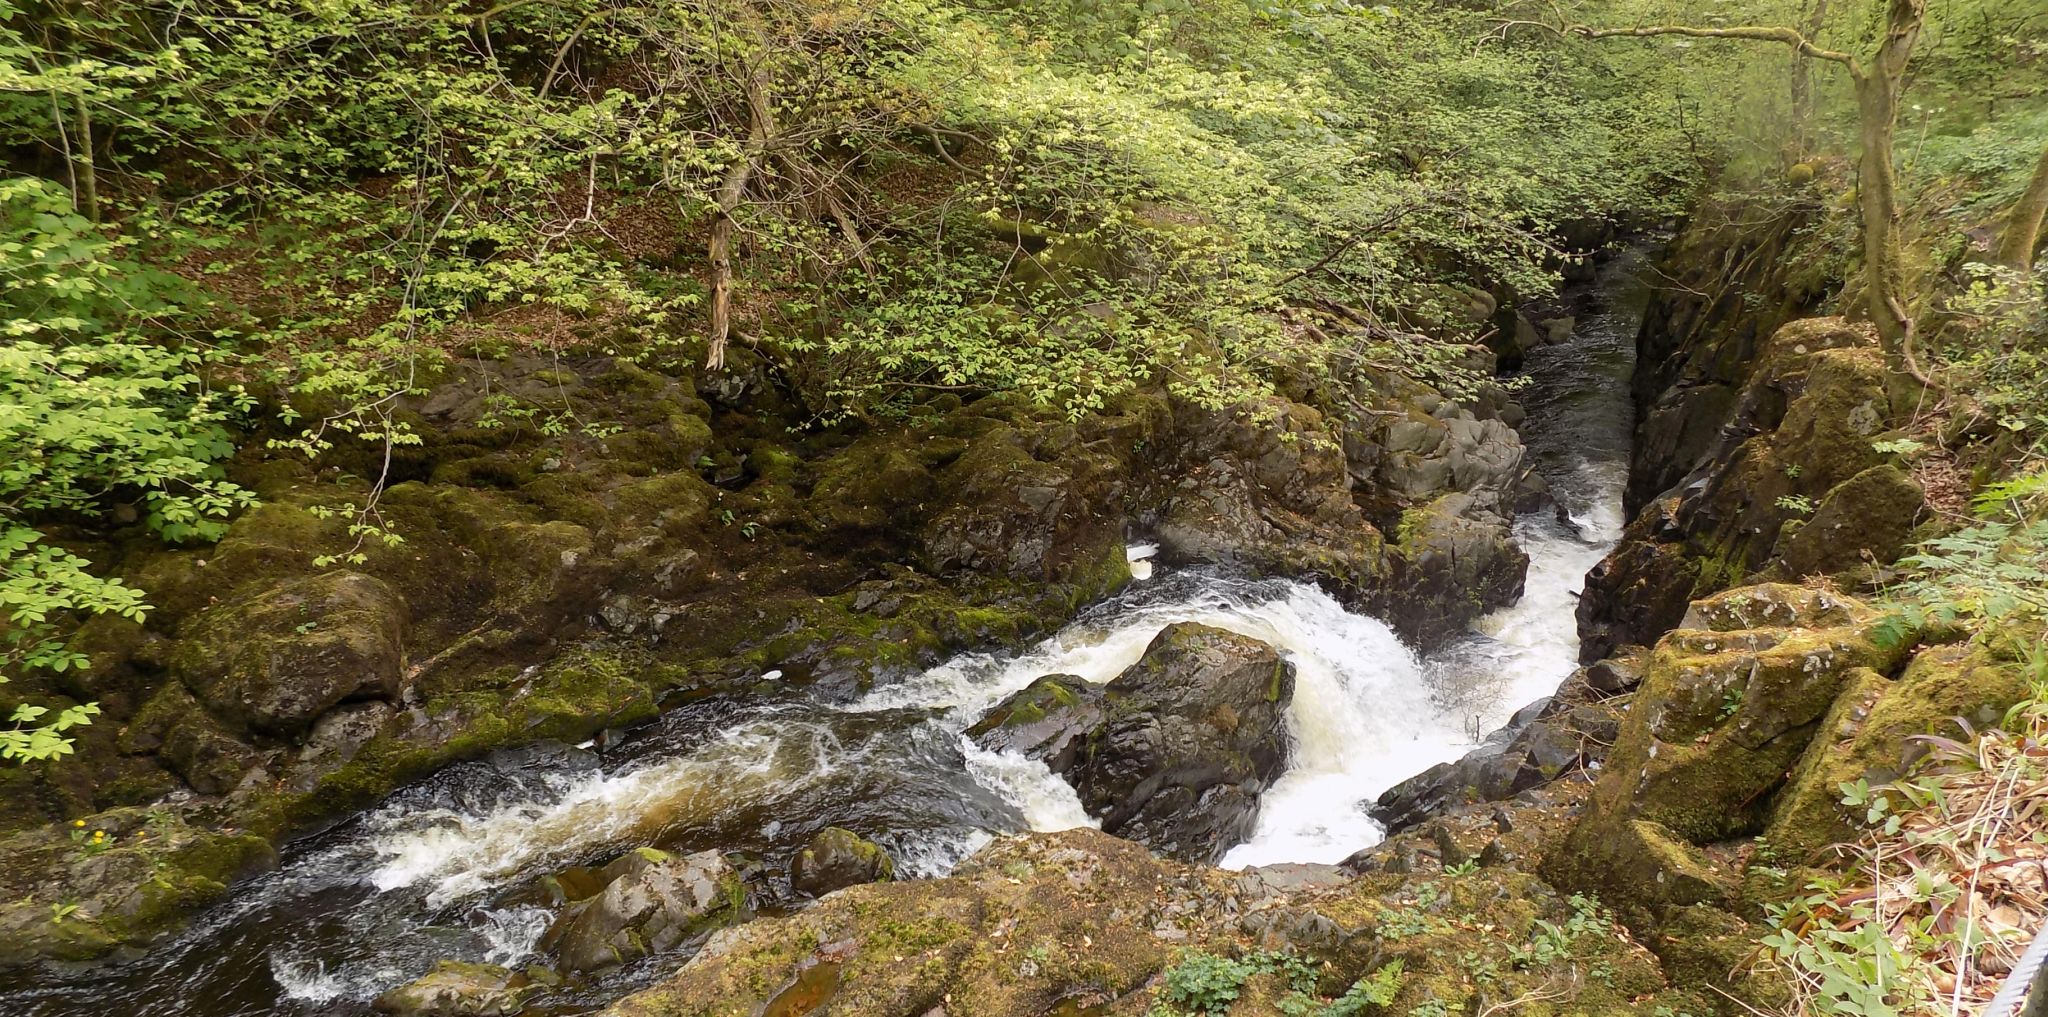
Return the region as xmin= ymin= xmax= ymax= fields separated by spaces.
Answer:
xmin=705 ymin=70 xmax=775 ymax=372
xmin=1849 ymin=0 xmax=1927 ymax=383
xmin=70 ymin=94 xmax=97 ymax=223
xmin=706 ymin=159 xmax=752 ymax=372
xmin=1996 ymin=143 xmax=2048 ymax=272
xmin=1788 ymin=0 xmax=1830 ymax=159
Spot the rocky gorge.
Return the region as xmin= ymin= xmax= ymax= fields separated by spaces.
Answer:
xmin=0 ymin=209 xmax=2030 ymax=1017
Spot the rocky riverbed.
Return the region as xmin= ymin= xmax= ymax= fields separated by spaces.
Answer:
xmin=2 ymin=223 xmax=2019 ymax=1017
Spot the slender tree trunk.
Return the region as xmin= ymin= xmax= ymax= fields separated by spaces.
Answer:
xmin=1849 ymin=0 xmax=1928 ymax=384
xmin=1996 ymin=143 xmax=2048 ymax=272
xmin=705 ymin=69 xmax=774 ymax=372
xmin=70 ymin=94 xmax=97 ymax=222
xmin=1788 ymin=0 xmax=1830 ymax=159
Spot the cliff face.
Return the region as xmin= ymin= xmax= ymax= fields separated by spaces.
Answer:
xmin=1577 ymin=201 xmax=1930 ymax=663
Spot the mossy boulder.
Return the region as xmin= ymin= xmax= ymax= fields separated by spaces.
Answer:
xmin=807 ymin=437 xmax=938 ymax=535
xmin=599 ymin=829 xmax=1681 ymax=1017
xmin=1765 ymin=643 xmax=2027 ymax=859
xmin=172 ymin=571 xmax=408 ymax=737
xmin=1770 ymin=464 xmax=1923 ymax=580
xmin=1378 ymin=491 xmax=1528 ymax=649
xmin=789 ymin=828 xmax=896 ymax=898
xmin=541 ymin=847 xmax=748 ymax=974
xmin=1580 ymin=318 xmax=1896 ymax=659
xmin=966 ymin=674 xmax=1106 ymax=771
xmin=1550 ymin=584 xmax=1906 ymax=916
xmin=372 ymin=960 xmax=540 ymax=1016
xmin=0 ymin=807 xmax=276 ymax=969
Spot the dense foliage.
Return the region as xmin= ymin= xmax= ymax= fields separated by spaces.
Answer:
xmin=0 ymin=0 xmax=1711 ymax=757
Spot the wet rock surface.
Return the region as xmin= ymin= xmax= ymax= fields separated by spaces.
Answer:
xmin=541 ymin=847 xmax=747 ymax=974
xmin=1369 ymin=665 xmax=1628 ymax=837
xmin=965 ymin=674 xmax=1105 ymax=771
xmin=789 ymin=827 xmax=895 ymax=898
xmin=372 ymin=960 xmax=540 ymax=1016
xmin=969 ymin=623 xmax=1295 ymax=863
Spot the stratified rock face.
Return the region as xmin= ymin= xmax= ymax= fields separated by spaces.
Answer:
xmin=373 ymin=960 xmax=537 ymax=1017
xmin=789 ymin=828 xmax=895 ymax=898
xmin=1579 ymin=316 xmax=1922 ymax=661
xmin=973 ymin=623 xmax=1295 ymax=863
xmin=542 ymin=848 xmax=746 ymax=974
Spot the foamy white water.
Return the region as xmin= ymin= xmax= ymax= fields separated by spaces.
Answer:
xmin=363 ymin=716 xmax=860 ymax=904
xmin=858 ymin=570 xmax=1496 ymax=868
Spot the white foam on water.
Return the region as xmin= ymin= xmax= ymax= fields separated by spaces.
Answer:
xmin=362 ymin=717 xmax=856 ymax=904
xmin=891 ymin=827 xmax=997 ymax=879
xmin=1127 ymin=542 xmax=1159 ymax=581
xmin=476 ymin=906 xmax=551 ymax=966
xmin=1454 ymin=459 xmax=1629 ymax=722
xmin=269 ymin=954 xmax=403 ymax=1003
xmin=860 ymin=575 xmax=1469 ymax=868
xmin=962 ymin=739 xmax=1096 ymax=833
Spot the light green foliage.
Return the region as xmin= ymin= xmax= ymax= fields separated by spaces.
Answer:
xmin=0 ymin=177 xmax=253 ymax=762
xmin=1941 ymin=264 xmax=2048 ymax=450
xmin=1154 ymin=949 xmax=1402 ymax=1017
xmin=1885 ymin=470 xmax=2048 ymax=632
xmin=5 ymin=0 xmax=1691 ymax=426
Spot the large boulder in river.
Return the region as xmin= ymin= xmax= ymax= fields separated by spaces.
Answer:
xmin=1377 ymin=493 xmax=1528 ymax=649
xmin=1030 ymin=623 xmax=1295 ymax=863
xmin=789 ymin=827 xmax=896 ymax=898
xmin=541 ymin=848 xmax=747 ymax=973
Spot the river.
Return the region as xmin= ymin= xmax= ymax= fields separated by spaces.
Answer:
xmin=0 ymin=257 xmax=1644 ymax=1016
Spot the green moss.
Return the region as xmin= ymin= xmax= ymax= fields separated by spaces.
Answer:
xmin=1765 ymin=645 xmax=2026 ymax=859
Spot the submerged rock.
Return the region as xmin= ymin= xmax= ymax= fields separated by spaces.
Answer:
xmin=789 ymin=828 xmax=895 ymax=898
xmin=541 ymin=848 xmax=747 ymax=973
xmin=373 ymin=960 xmax=539 ymax=1016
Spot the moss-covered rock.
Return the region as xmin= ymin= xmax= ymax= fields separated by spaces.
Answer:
xmin=966 ymin=674 xmax=1106 ymax=771
xmin=1765 ymin=643 xmax=2026 ymax=859
xmin=372 ymin=959 xmax=541 ymax=1016
xmin=789 ymin=828 xmax=896 ymax=898
xmin=1550 ymin=584 xmax=1906 ymax=917
xmin=1060 ymin=624 xmax=1296 ymax=863
xmin=601 ymin=829 xmax=1679 ymax=1017
xmin=541 ymin=848 xmax=749 ymax=974
xmin=1580 ymin=317 xmax=1899 ymax=660
xmin=0 ymin=807 xmax=275 ymax=968
xmin=1380 ymin=492 xmax=1529 ymax=649
xmin=1770 ymin=464 xmax=1924 ymax=581
xmin=172 ymin=571 xmax=409 ymax=737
